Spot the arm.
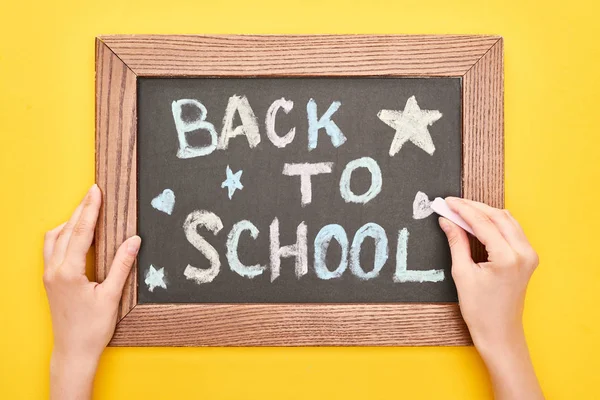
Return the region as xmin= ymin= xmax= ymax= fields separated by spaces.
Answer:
xmin=439 ymin=197 xmax=543 ymax=400
xmin=43 ymin=184 xmax=141 ymax=400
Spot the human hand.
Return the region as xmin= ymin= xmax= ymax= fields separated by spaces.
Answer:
xmin=439 ymin=197 xmax=539 ymax=350
xmin=439 ymin=197 xmax=543 ymax=399
xmin=43 ymin=184 xmax=141 ymax=399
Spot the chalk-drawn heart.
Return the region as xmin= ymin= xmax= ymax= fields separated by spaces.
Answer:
xmin=412 ymin=191 xmax=434 ymax=220
xmin=151 ymin=189 xmax=175 ymax=215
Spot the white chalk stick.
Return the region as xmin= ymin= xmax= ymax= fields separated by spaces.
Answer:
xmin=431 ymin=198 xmax=475 ymax=235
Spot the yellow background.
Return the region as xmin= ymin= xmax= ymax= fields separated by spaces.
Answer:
xmin=1 ymin=0 xmax=599 ymax=398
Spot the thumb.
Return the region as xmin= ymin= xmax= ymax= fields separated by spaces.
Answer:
xmin=101 ymin=235 xmax=141 ymax=298
xmin=438 ymin=217 xmax=473 ymax=272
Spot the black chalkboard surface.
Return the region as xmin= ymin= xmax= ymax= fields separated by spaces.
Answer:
xmin=137 ymin=77 xmax=462 ymax=304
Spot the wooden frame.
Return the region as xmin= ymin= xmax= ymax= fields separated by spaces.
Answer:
xmin=95 ymin=35 xmax=503 ymax=346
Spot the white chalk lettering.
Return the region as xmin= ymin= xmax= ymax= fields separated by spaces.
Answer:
xmin=282 ymin=162 xmax=334 ymax=206
xmin=183 ymin=210 xmax=223 ymax=284
xmin=226 ymin=220 xmax=266 ymax=278
xmin=266 ymin=98 xmax=295 ymax=148
xmin=219 ymin=95 xmax=261 ymax=150
xmin=269 ymin=218 xmax=308 ymax=282
xmin=172 ymin=99 xmax=218 ymax=159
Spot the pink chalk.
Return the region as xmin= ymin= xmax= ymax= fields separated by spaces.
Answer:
xmin=431 ymin=198 xmax=475 ymax=235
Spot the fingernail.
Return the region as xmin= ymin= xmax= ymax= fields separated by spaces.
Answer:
xmin=439 ymin=217 xmax=451 ymax=233
xmin=445 ymin=197 xmax=463 ymax=210
xmin=127 ymin=236 xmax=141 ymax=255
xmin=85 ymin=184 xmax=97 ymax=200
xmin=445 ymin=196 xmax=460 ymax=205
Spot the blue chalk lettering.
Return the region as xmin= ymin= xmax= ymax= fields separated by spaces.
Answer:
xmin=349 ymin=223 xmax=389 ymax=280
xmin=339 ymin=157 xmax=382 ymax=204
xmin=393 ymin=228 xmax=445 ymax=283
xmin=307 ymin=98 xmax=347 ymax=151
xmin=314 ymin=224 xmax=349 ymax=280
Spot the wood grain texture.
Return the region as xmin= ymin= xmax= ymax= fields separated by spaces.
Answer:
xmin=98 ymin=34 xmax=500 ymax=77
xmin=95 ymin=34 xmax=503 ymax=346
xmin=111 ymin=304 xmax=471 ymax=346
xmin=95 ymin=39 xmax=138 ymax=320
xmin=462 ymin=38 xmax=504 ymax=261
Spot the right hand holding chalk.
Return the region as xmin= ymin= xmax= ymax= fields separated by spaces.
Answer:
xmin=439 ymin=197 xmax=543 ymax=400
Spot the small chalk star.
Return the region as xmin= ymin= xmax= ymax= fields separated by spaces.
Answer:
xmin=145 ymin=265 xmax=167 ymax=292
xmin=221 ymin=165 xmax=244 ymax=199
xmin=377 ymin=95 xmax=443 ymax=156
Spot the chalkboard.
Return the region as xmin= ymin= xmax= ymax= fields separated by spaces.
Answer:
xmin=137 ymin=77 xmax=462 ymax=304
xmin=97 ymin=34 xmax=503 ymax=346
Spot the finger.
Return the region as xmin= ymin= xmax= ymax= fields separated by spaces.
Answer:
xmin=501 ymin=210 xmax=539 ymax=268
xmin=503 ymin=210 xmax=531 ymax=244
xmin=43 ymin=222 xmax=67 ymax=266
xmin=445 ymin=197 xmax=514 ymax=261
xmin=101 ymin=236 xmax=141 ymax=299
xmin=64 ymin=184 xmax=102 ymax=271
xmin=458 ymin=200 xmax=529 ymax=245
xmin=456 ymin=200 xmax=533 ymax=256
xmin=438 ymin=217 xmax=474 ymax=273
xmin=52 ymin=187 xmax=93 ymax=263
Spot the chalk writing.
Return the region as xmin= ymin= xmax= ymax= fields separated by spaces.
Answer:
xmin=378 ymin=95 xmax=442 ymax=156
xmin=151 ymin=189 xmax=175 ymax=215
xmin=412 ymin=191 xmax=434 ymax=220
xmin=172 ymin=99 xmax=218 ymax=158
xmin=393 ymin=228 xmax=444 ymax=283
xmin=218 ymin=95 xmax=261 ymax=150
xmin=282 ymin=162 xmax=333 ymax=206
xmin=161 ymin=93 xmax=449 ymax=288
xmin=145 ymin=265 xmax=167 ymax=292
xmin=339 ymin=157 xmax=382 ymax=204
xmin=221 ymin=165 xmax=244 ymax=199
xmin=183 ymin=210 xmax=223 ymax=284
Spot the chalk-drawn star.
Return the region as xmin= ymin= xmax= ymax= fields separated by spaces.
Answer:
xmin=145 ymin=265 xmax=167 ymax=292
xmin=377 ymin=95 xmax=442 ymax=156
xmin=221 ymin=165 xmax=244 ymax=199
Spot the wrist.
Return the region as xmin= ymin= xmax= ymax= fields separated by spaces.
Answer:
xmin=473 ymin=328 xmax=531 ymax=369
xmin=470 ymin=323 xmax=526 ymax=362
xmin=471 ymin=326 xmax=544 ymax=399
xmin=50 ymin=349 xmax=98 ymax=400
xmin=51 ymin=348 xmax=99 ymax=377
